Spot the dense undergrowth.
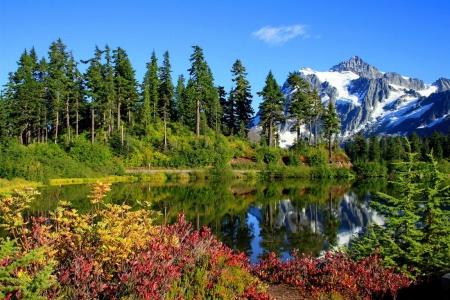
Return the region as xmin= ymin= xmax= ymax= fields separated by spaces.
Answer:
xmin=0 ymin=128 xmax=353 ymax=184
xmin=0 ymin=183 xmax=413 ymax=299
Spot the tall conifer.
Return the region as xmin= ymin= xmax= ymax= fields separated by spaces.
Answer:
xmin=257 ymin=71 xmax=285 ymax=147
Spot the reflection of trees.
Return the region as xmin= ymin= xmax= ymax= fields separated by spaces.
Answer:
xmin=259 ymin=203 xmax=286 ymax=258
xmin=219 ymin=212 xmax=254 ymax=257
xmin=322 ymin=191 xmax=340 ymax=250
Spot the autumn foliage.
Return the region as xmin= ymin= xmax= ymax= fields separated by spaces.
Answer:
xmin=0 ymin=182 xmax=270 ymax=299
xmin=1 ymin=182 xmax=412 ymax=299
xmin=253 ymin=250 xmax=412 ymax=300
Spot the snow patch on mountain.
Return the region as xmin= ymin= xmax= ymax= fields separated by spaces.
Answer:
xmin=299 ymin=68 xmax=360 ymax=106
xmin=418 ymin=84 xmax=438 ymax=97
xmin=418 ymin=114 xmax=450 ymax=129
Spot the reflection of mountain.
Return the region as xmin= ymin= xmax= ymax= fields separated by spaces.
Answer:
xmin=248 ymin=190 xmax=382 ymax=258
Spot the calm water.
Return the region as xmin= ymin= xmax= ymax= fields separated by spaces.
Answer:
xmin=31 ymin=179 xmax=387 ymax=263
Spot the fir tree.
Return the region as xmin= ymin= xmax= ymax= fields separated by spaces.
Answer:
xmin=310 ymin=90 xmax=323 ymax=147
xmin=113 ymin=47 xmax=139 ymax=130
xmin=368 ymin=135 xmax=381 ymax=162
xmin=83 ymin=46 xmax=104 ymax=144
xmin=158 ymin=51 xmax=174 ymax=151
xmin=187 ymin=46 xmax=217 ymax=137
xmin=47 ymin=39 xmax=70 ymax=144
xmin=322 ymin=102 xmax=340 ymax=158
xmin=257 ymin=71 xmax=285 ymax=147
xmin=286 ymin=72 xmax=311 ymax=143
xmin=174 ymin=75 xmax=185 ymax=123
xmin=350 ymin=142 xmax=450 ymax=277
xmin=230 ymin=60 xmax=254 ymax=133
xmin=103 ymin=45 xmax=116 ymax=137
xmin=216 ymin=86 xmax=229 ymax=134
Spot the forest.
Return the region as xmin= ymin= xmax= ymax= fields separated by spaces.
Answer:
xmin=0 ymin=39 xmax=346 ymax=183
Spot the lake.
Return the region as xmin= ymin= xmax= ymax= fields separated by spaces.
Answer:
xmin=31 ymin=178 xmax=387 ymax=263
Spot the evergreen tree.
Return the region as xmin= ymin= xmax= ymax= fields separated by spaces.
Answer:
xmin=113 ymin=47 xmax=139 ymax=130
xmin=174 ymin=75 xmax=185 ymax=123
xmin=187 ymin=46 xmax=217 ymax=137
xmin=47 ymin=39 xmax=70 ymax=144
xmin=6 ymin=49 xmax=37 ymax=145
xmin=409 ymin=132 xmax=421 ymax=157
xmin=141 ymin=51 xmax=160 ymax=126
xmin=83 ymin=46 xmax=104 ymax=144
xmin=368 ymin=135 xmax=381 ymax=162
xmin=310 ymin=90 xmax=323 ymax=147
xmin=223 ymin=87 xmax=236 ymax=135
xmin=230 ymin=60 xmax=254 ymax=133
xmin=158 ymin=51 xmax=175 ymax=151
xmin=429 ymin=131 xmax=443 ymax=161
xmin=103 ymin=45 xmax=116 ymax=137
xmin=286 ymin=72 xmax=310 ymax=143
xmin=216 ymin=86 xmax=229 ymax=134
xmin=181 ymin=78 xmax=197 ymax=130
xmin=352 ymin=131 xmax=368 ymax=162
xmin=350 ymin=143 xmax=450 ymax=277
xmin=321 ymin=102 xmax=340 ymax=158
xmin=257 ymin=71 xmax=285 ymax=147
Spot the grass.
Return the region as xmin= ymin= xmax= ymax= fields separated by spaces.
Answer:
xmin=0 ymin=178 xmax=43 ymax=195
xmin=48 ymin=176 xmax=139 ymax=186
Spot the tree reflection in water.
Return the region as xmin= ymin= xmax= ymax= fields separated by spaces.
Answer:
xmin=33 ymin=179 xmax=384 ymax=263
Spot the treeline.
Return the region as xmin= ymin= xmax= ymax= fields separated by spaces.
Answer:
xmin=0 ymin=39 xmax=353 ymax=182
xmin=345 ymin=131 xmax=450 ymax=176
xmin=0 ymin=39 xmax=255 ymax=147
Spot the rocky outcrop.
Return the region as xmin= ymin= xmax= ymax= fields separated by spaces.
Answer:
xmin=303 ymin=73 xmax=322 ymax=92
xmin=383 ymin=72 xmax=425 ymax=90
xmin=330 ymin=56 xmax=382 ymax=79
xmin=320 ymin=81 xmax=339 ymax=102
xmin=433 ymin=77 xmax=450 ymax=92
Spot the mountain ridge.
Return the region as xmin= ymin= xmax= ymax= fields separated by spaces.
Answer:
xmin=253 ymin=56 xmax=450 ymax=148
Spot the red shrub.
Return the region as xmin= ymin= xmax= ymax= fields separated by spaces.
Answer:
xmin=253 ymin=250 xmax=412 ymax=300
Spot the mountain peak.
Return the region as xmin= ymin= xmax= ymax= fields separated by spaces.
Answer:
xmin=330 ymin=56 xmax=382 ymax=79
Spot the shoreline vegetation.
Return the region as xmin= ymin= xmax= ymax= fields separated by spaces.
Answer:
xmin=0 ymin=182 xmax=413 ymax=299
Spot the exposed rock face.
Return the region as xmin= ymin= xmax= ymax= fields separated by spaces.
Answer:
xmin=330 ymin=56 xmax=382 ymax=79
xmin=433 ymin=77 xmax=450 ymax=92
xmin=320 ymin=81 xmax=339 ymax=102
xmin=383 ymin=72 xmax=425 ymax=90
xmin=303 ymin=73 xmax=322 ymax=92
xmin=253 ymin=56 xmax=450 ymax=145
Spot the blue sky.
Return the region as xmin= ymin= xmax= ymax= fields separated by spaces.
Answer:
xmin=1 ymin=0 xmax=449 ymax=111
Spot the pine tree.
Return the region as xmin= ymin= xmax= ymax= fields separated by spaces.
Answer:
xmin=187 ymin=46 xmax=216 ymax=137
xmin=174 ymin=75 xmax=185 ymax=123
xmin=83 ymin=46 xmax=104 ymax=144
xmin=8 ymin=49 xmax=37 ymax=145
xmin=350 ymin=142 xmax=450 ymax=277
xmin=181 ymin=78 xmax=197 ymax=130
xmin=113 ymin=47 xmax=139 ymax=131
xmin=103 ymin=45 xmax=116 ymax=137
xmin=310 ymin=90 xmax=323 ymax=147
xmin=216 ymin=86 xmax=229 ymax=134
xmin=257 ymin=71 xmax=285 ymax=147
xmin=47 ymin=39 xmax=70 ymax=144
xmin=429 ymin=131 xmax=443 ymax=161
xmin=368 ymin=135 xmax=381 ymax=162
xmin=322 ymin=102 xmax=340 ymax=158
xmin=223 ymin=87 xmax=236 ymax=135
xmin=286 ymin=72 xmax=310 ymax=143
xmin=142 ymin=51 xmax=160 ymax=126
xmin=409 ymin=132 xmax=421 ymax=159
xmin=158 ymin=51 xmax=174 ymax=151
xmin=230 ymin=60 xmax=254 ymax=134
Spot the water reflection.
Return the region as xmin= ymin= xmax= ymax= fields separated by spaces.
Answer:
xmin=32 ymin=179 xmax=385 ymax=263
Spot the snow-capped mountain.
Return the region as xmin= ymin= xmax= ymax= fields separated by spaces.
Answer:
xmin=254 ymin=56 xmax=450 ymax=147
